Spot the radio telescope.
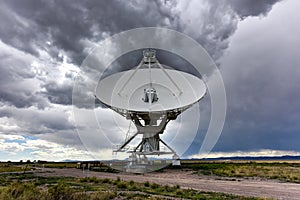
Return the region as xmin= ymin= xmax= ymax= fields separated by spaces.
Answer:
xmin=95 ymin=49 xmax=206 ymax=173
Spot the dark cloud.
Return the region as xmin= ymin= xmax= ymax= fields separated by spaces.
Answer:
xmin=212 ymin=1 xmax=300 ymax=153
xmin=0 ymin=3 xmax=41 ymax=56
xmin=172 ymin=1 xmax=237 ymax=61
xmin=1 ymin=0 xmax=281 ymax=64
xmin=0 ymin=0 xmax=282 ymax=109
xmin=174 ymin=0 xmax=281 ymax=61
xmin=1 ymin=0 xmax=177 ymax=65
xmin=0 ymin=0 xmax=180 ymax=109
xmin=42 ymin=81 xmax=73 ymax=105
xmin=0 ymin=0 xmax=291 ymax=159
xmin=0 ymin=106 xmax=74 ymax=134
xmin=0 ymin=42 xmax=49 ymax=109
xmin=229 ymin=0 xmax=281 ymax=19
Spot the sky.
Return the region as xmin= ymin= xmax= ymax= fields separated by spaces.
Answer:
xmin=0 ymin=0 xmax=300 ymax=161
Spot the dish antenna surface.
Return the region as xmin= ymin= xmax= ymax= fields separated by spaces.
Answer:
xmin=95 ymin=49 xmax=206 ymax=173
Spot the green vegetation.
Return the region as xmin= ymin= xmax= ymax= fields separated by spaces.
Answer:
xmin=0 ymin=163 xmax=32 ymax=173
xmin=0 ymin=181 xmax=117 ymax=200
xmin=0 ymin=173 xmax=265 ymax=200
xmin=179 ymin=160 xmax=300 ymax=183
xmin=1 ymin=160 xmax=299 ymax=199
xmin=41 ymin=162 xmax=77 ymax=168
xmin=0 ymin=161 xmax=117 ymax=173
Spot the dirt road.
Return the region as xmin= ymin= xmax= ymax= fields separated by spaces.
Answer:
xmin=35 ymin=168 xmax=300 ymax=200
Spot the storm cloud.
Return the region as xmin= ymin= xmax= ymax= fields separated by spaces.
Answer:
xmin=216 ymin=1 xmax=300 ymax=153
xmin=0 ymin=0 xmax=282 ymax=107
xmin=1 ymin=0 xmax=296 ymax=161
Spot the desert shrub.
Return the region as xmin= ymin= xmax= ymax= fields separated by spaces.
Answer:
xmin=90 ymin=177 xmax=100 ymax=183
xmin=144 ymin=181 xmax=150 ymax=187
xmin=150 ymin=183 xmax=159 ymax=189
xmin=79 ymin=177 xmax=89 ymax=183
xmin=176 ymin=189 xmax=183 ymax=196
xmin=0 ymin=176 xmax=7 ymax=186
xmin=117 ymin=181 xmax=128 ymax=189
xmin=79 ymin=176 xmax=99 ymax=183
xmin=101 ymin=178 xmax=111 ymax=184
xmin=71 ymin=192 xmax=90 ymax=200
xmin=129 ymin=180 xmax=135 ymax=185
xmin=48 ymin=182 xmax=73 ymax=200
xmin=1 ymin=182 xmax=42 ymax=200
xmin=91 ymin=191 xmax=117 ymax=200
xmin=113 ymin=176 xmax=121 ymax=185
xmin=130 ymin=184 xmax=137 ymax=191
xmin=163 ymin=184 xmax=171 ymax=192
xmin=119 ymin=192 xmax=150 ymax=199
xmin=128 ymin=180 xmax=137 ymax=190
xmin=174 ymin=184 xmax=180 ymax=189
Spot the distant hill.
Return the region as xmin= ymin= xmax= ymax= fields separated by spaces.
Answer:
xmin=61 ymin=159 xmax=80 ymax=162
xmin=60 ymin=155 xmax=300 ymax=163
xmin=196 ymin=155 xmax=300 ymax=161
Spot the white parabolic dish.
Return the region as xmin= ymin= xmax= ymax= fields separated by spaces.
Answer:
xmin=96 ymin=68 xmax=206 ymax=113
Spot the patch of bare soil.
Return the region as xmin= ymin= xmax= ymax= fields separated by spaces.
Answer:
xmin=35 ymin=168 xmax=300 ymax=200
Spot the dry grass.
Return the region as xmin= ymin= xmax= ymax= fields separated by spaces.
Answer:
xmin=0 ymin=173 xmax=266 ymax=200
xmin=0 ymin=164 xmax=31 ymax=173
xmin=179 ymin=160 xmax=300 ymax=183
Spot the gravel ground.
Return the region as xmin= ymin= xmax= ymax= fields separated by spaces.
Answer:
xmin=35 ymin=168 xmax=300 ymax=200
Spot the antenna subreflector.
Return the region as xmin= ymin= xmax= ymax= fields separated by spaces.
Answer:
xmin=143 ymin=49 xmax=156 ymax=63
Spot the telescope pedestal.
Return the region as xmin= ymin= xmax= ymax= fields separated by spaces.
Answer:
xmin=114 ymin=112 xmax=181 ymax=172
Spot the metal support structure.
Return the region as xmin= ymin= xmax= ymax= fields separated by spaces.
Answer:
xmin=118 ymin=59 xmax=144 ymax=96
xmin=111 ymin=50 xmax=193 ymax=172
xmin=113 ymin=111 xmax=179 ymax=156
xmin=156 ymin=61 xmax=183 ymax=96
xmin=118 ymin=50 xmax=183 ymax=97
